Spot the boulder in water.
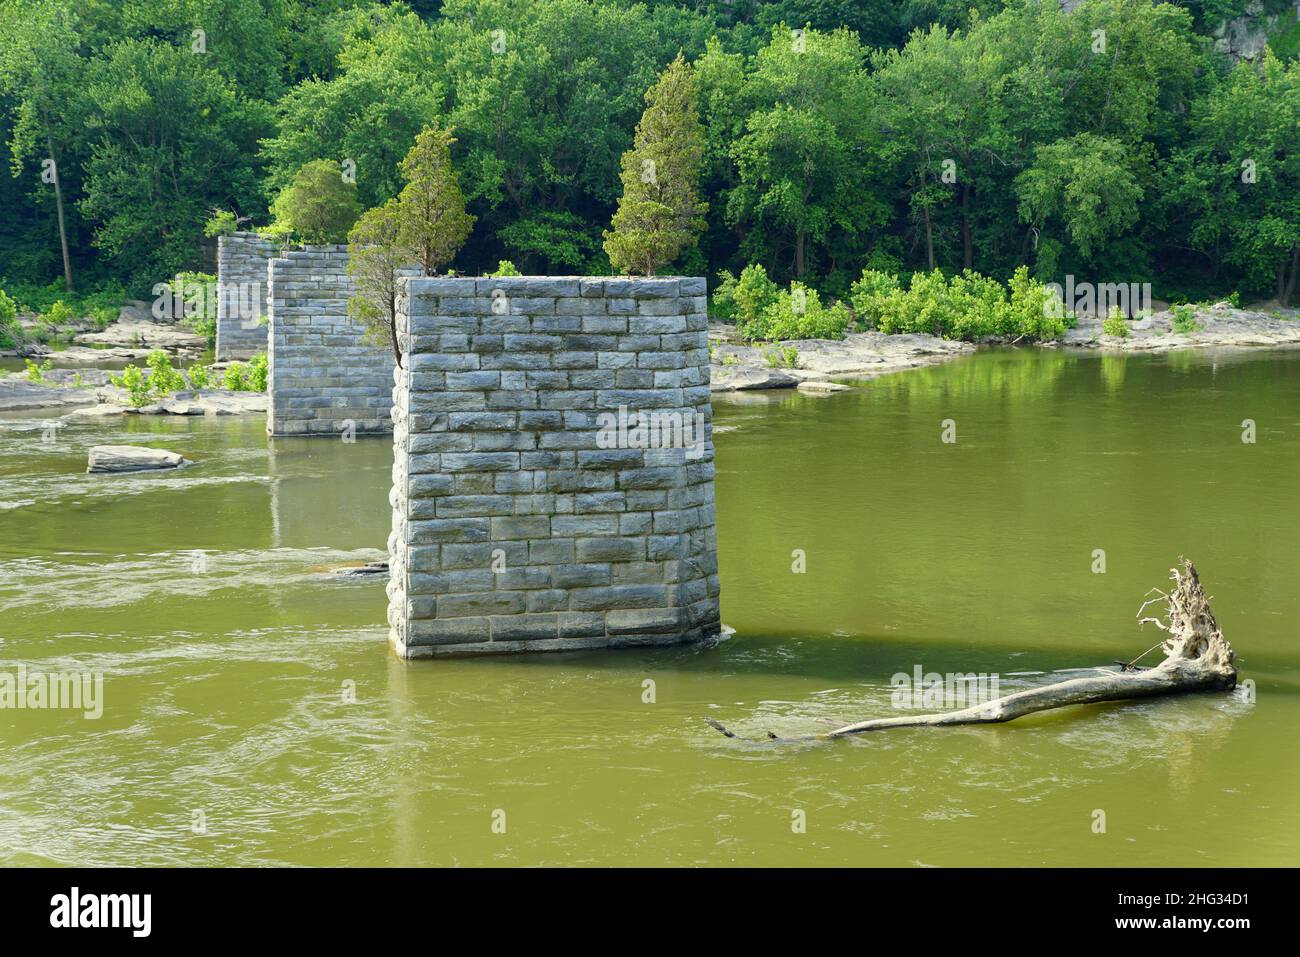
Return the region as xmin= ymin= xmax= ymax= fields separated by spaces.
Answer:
xmin=87 ymin=445 xmax=191 ymax=474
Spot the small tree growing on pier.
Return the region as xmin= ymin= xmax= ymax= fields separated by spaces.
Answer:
xmin=347 ymin=122 xmax=476 ymax=365
xmin=347 ymin=198 xmax=407 ymax=366
xmin=604 ymin=53 xmax=708 ymax=277
xmin=395 ymin=121 xmax=476 ymax=276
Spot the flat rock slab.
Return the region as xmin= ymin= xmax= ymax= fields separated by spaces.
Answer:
xmin=710 ymin=365 xmax=799 ymax=391
xmin=329 ymin=561 xmax=390 ymax=579
xmin=709 ymin=329 xmax=974 ymax=393
xmin=63 ymin=404 xmax=130 ymax=418
xmin=796 ymin=380 xmax=853 ymax=393
xmin=61 ymin=390 xmax=267 ymax=418
xmin=0 ymin=378 xmax=99 ymax=413
xmin=1061 ymin=304 xmax=1300 ymax=351
xmin=76 ymin=321 xmax=205 ymax=351
xmin=87 ymin=445 xmax=191 ymax=474
xmin=46 ymin=346 xmax=176 ymax=365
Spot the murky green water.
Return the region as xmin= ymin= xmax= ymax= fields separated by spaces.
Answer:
xmin=1 ymin=348 xmax=1297 ymax=866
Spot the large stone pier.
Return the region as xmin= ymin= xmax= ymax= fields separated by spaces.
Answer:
xmin=386 ymin=276 xmax=721 ymax=657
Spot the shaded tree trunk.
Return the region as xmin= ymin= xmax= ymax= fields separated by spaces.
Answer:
xmin=45 ymin=126 xmax=73 ymax=293
xmin=1280 ymin=245 xmax=1299 ymax=307
xmin=961 ymin=183 xmax=973 ymax=272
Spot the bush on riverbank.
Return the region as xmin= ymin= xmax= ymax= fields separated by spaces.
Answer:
xmin=109 ymin=363 xmax=152 ymax=408
xmin=713 ymin=265 xmax=852 ymax=342
xmin=0 ymin=290 xmax=18 ymax=349
xmin=849 ymin=266 xmax=1066 ymax=342
xmin=0 ymin=280 xmax=125 ymax=325
xmin=104 ymin=350 xmax=268 ymax=407
xmin=222 ymin=353 xmax=269 ymax=392
xmin=1102 ymin=306 xmax=1130 ymax=338
xmin=173 ymin=271 xmax=218 ymax=347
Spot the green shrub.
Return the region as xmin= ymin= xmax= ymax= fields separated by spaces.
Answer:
xmin=91 ymin=306 xmax=117 ymax=330
xmin=256 ymin=222 xmax=295 ymax=245
xmin=1171 ymin=304 xmax=1201 ymax=334
xmin=762 ymin=344 xmax=800 ymax=368
xmin=203 ymin=209 xmax=239 ymax=238
xmin=710 ymin=270 xmax=737 ymax=320
xmin=247 ymin=353 xmax=269 ymax=391
xmin=25 ymin=358 xmax=52 ymax=382
xmin=223 ymin=362 xmax=249 ymax=391
xmin=109 ymin=364 xmax=152 ymax=408
xmin=850 ymin=265 xmax=1062 ymax=342
xmin=488 ymin=260 xmax=521 ymax=277
xmin=174 ymin=271 xmax=218 ymax=346
xmin=1102 ymin=306 xmax=1130 ymax=338
xmin=186 ymin=364 xmax=213 ymax=390
xmin=731 ymin=265 xmax=781 ymax=331
xmin=744 ymin=282 xmax=852 ymax=341
xmin=0 ymin=280 xmax=124 ymax=324
xmin=0 ymin=289 xmax=19 ymax=349
xmin=1004 ymin=266 xmax=1067 ymax=341
xmin=848 ymin=269 xmax=901 ymax=329
xmin=145 ymin=350 xmax=186 ymax=397
xmin=39 ymin=302 xmax=76 ymax=340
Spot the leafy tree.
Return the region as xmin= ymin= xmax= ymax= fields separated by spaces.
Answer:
xmin=261 ymin=6 xmax=443 ymax=211
xmin=435 ymin=0 xmax=706 ymax=272
xmin=270 ymin=159 xmax=362 ymax=244
xmin=346 ymin=198 xmax=407 ymax=365
xmin=394 ymin=122 xmax=475 ymax=276
xmin=347 ymin=121 xmax=475 ymax=365
xmin=721 ymin=25 xmax=881 ymax=281
xmin=78 ymin=38 xmax=271 ymax=291
xmin=1171 ymin=51 xmax=1300 ymax=303
xmin=0 ymin=0 xmax=88 ymax=290
xmin=1015 ymin=133 xmax=1143 ymax=262
xmin=605 ymin=54 xmax=708 ymax=276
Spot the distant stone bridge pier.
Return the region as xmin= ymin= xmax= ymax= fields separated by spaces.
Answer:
xmin=265 ymin=246 xmax=412 ymax=437
xmin=386 ymin=276 xmax=721 ymax=657
xmin=215 ymin=232 xmax=277 ymax=361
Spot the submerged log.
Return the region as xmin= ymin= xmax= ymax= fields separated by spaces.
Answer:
xmin=706 ymin=559 xmax=1237 ymax=742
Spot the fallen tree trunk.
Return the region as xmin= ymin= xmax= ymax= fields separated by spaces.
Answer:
xmin=707 ymin=559 xmax=1237 ymax=742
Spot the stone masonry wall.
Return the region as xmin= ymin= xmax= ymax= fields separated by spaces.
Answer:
xmin=387 ymin=276 xmax=721 ymax=657
xmin=215 ymin=232 xmax=277 ymax=360
xmin=266 ymin=246 xmax=397 ymax=437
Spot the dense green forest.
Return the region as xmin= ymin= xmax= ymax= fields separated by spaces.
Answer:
xmin=0 ymin=0 xmax=1297 ymax=311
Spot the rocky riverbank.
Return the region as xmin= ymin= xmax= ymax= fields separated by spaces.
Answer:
xmin=707 ymin=302 xmax=1300 ymax=393
xmin=1060 ymin=301 xmax=1300 ymax=352
xmin=1 ymin=366 xmax=265 ymax=417
xmin=5 ymin=302 xmax=1295 ymax=413
xmin=709 ymin=325 xmax=974 ymax=393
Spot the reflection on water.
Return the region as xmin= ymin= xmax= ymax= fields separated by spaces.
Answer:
xmin=1 ymin=348 xmax=1298 ymax=865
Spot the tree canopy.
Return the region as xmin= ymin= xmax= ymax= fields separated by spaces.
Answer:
xmin=0 ymin=0 xmax=1296 ymax=303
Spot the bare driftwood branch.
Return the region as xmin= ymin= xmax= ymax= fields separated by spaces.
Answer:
xmin=707 ymin=559 xmax=1237 ymax=742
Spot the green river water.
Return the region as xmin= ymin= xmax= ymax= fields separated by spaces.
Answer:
xmin=1 ymin=347 xmax=1297 ymax=866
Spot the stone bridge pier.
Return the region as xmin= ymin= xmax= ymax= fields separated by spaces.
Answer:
xmin=386 ymin=276 xmax=721 ymax=656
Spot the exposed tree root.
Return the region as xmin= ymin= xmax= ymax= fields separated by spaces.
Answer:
xmin=707 ymin=559 xmax=1237 ymax=743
